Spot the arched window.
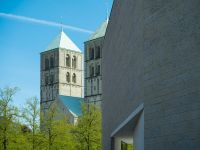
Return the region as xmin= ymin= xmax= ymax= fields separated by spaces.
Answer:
xmin=50 ymin=56 xmax=54 ymax=68
xmin=66 ymin=72 xmax=70 ymax=83
xmin=45 ymin=58 xmax=49 ymax=70
xmin=66 ymin=54 xmax=70 ymax=67
xmin=72 ymin=73 xmax=76 ymax=83
xmin=72 ymin=56 xmax=77 ymax=68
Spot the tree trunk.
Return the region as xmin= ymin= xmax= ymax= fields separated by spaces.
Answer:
xmin=87 ymin=134 xmax=90 ymax=150
xmin=48 ymin=128 xmax=51 ymax=150
xmin=3 ymin=127 xmax=7 ymax=150
xmin=33 ymin=120 xmax=35 ymax=150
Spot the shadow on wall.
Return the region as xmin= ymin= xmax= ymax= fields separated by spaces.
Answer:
xmin=111 ymin=104 xmax=144 ymax=150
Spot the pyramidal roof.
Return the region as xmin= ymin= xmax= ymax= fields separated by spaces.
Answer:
xmin=45 ymin=31 xmax=81 ymax=52
xmin=87 ymin=20 xmax=108 ymax=41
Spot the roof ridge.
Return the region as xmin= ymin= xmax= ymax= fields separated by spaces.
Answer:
xmin=58 ymin=32 xmax=62 ymax=47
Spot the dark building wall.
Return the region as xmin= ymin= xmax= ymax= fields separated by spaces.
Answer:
xmin=84 ymin=37 xmax=104 ymax=107
xmin=102 ymin=0 xmax=200 ymax=149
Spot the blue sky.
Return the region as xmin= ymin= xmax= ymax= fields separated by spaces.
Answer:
xmin=0 ymin=0 xmax=113 ymax=108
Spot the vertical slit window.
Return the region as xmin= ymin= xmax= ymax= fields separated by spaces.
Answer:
xmin=45 ymin=58 xmax=49 ymax=70
xmin=45 ymin=75 xmax=49 ymax=85
xmin=72 ymin=73 xmax=76 ymax=83
xmin=89 ymin=48 xmax=94 ymax=60
xmin=90 ymin=65 xmax=94 ymax=77
xmin=66 ymin=54 xmax=71 ymax=67
xmin=95 ymin=46 xmax=101 ymax=59
xmin=66 ymin=72 xmax=70 ymax=83
xmin=97 ymin=79 xmax=100 ymax=93
xmin=50 ymin=56 xmax=54 ymax=68
xmin=72 ymin=56 xmax=77 ymax=68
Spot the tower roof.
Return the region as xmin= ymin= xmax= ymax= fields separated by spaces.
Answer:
xmin=87 ymin=20 xmax=108 ymax=41
xmin=45 ymin=31 xmax=81 ymax=52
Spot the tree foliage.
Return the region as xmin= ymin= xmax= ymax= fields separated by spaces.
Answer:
xmin=41 ymin=102 xmax=77 ymax=150
xmin=73 ymin=104 xmax=102 ymax=150
xmin=22 ymin=97 xmax=41 ymax=150
xmin=0 ymin=87 xmax=19 ymax=150
xmin=0 ymin=87 xmax=102 ymax=150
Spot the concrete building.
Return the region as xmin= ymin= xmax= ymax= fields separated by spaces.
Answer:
xmin=84 ymin=21 xmax=108 ymax=107
xmin=102 ymin=0 xmax=200 ymax=150
xmin=40 ymin=30 xmax=83 ymax=124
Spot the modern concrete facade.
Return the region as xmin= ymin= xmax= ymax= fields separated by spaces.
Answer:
xmin=84 ymin=21 xmax=108 ymax=107
xmin=102 ymin=0 xmax=200 ymax=150
xmin=40 ymin=31 xmax=83 ymax=124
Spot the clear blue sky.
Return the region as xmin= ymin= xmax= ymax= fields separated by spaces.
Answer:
xmin=0 ymin=0 xmax=113 ymax=108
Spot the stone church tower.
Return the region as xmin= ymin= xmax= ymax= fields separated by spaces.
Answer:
xmin=84 ymin=20 xmax=108 ymax=107
xmin=40 ymin=30 xmax=83 ymax=114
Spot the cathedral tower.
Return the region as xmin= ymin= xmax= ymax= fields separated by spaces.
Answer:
xmin=40 ymin=31 xmax=83 ymax=113
xmin=84 ymin=20 xmax=108 ymax=107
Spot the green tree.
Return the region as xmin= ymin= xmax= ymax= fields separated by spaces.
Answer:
xmin=50 ymin=120 xmax=76 ymax=150
xmin=41 ymin=102 xmax=57 ymax=150
xmin=7 ymin=122 xmax=31 ymax=150
xmin=22 ymin=97 xmax=41 ymax=150
xmin=73 ymin=104 xmax=102 ymax=150
xmin=0 ymin=87 xmax=19 ymax=150
xmin=41 ymin=102 xmax=76 ymax=150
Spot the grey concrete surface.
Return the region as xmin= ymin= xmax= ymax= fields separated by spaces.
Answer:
xmin=102 ymin=0 xmax=200 ymax=149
